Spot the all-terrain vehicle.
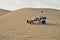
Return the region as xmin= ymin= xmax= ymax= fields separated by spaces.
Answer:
xmin=27 ymin=16 xmax=46 ymax=24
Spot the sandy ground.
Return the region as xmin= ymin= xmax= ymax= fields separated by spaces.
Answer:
xmin=0 ymin=8 xmax=60 ymax=40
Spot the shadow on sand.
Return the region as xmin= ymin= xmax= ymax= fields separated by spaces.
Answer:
xmin=31 ymin=23 xmax=60 ymax=26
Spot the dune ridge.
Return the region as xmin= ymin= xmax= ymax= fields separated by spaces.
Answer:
xmin=0 ymin=8 xmax=10 ymax=16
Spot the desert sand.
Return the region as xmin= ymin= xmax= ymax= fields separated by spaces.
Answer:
xmin=0 ymin=8 xmax=10 ymax=16
xmin=0 ymin=8 xmax=60 ymax=40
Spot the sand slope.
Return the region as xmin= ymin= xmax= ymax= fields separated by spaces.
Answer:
xmin=0 ymin=8 xmax=10 ymax=16
xmin=0 ymin=8 xmax=60 ymax=40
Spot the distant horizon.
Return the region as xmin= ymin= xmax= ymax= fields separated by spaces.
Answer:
xmin=0 ymin=0 xmax=60 ymax=11
xmin=0 ymin=7 xmax=60 ymax=11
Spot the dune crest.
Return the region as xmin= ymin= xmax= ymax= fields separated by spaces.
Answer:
xmin=0 ymin=8 xmax=10 ymax=16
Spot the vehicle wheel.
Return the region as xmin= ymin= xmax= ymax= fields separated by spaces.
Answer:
xmin=42 ymin=21 xmax=46 ymax=24
xmin=30 ymin=21 xmax=34 ymax=24
xmin=27 ymin=20 xmax=29 ymax=23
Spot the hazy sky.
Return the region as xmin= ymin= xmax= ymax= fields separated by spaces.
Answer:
xmin=0 ymin=0 xmax=60 ymax=11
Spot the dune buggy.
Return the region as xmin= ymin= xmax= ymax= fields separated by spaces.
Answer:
xmin=27 ymin=16 xmax=46 ymax=24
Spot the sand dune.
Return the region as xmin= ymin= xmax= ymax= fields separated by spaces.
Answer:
xmin=0 ymin=8 xmax=10 ymax=16
xmin=0 ymin=8 xmax=60 ymax=40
